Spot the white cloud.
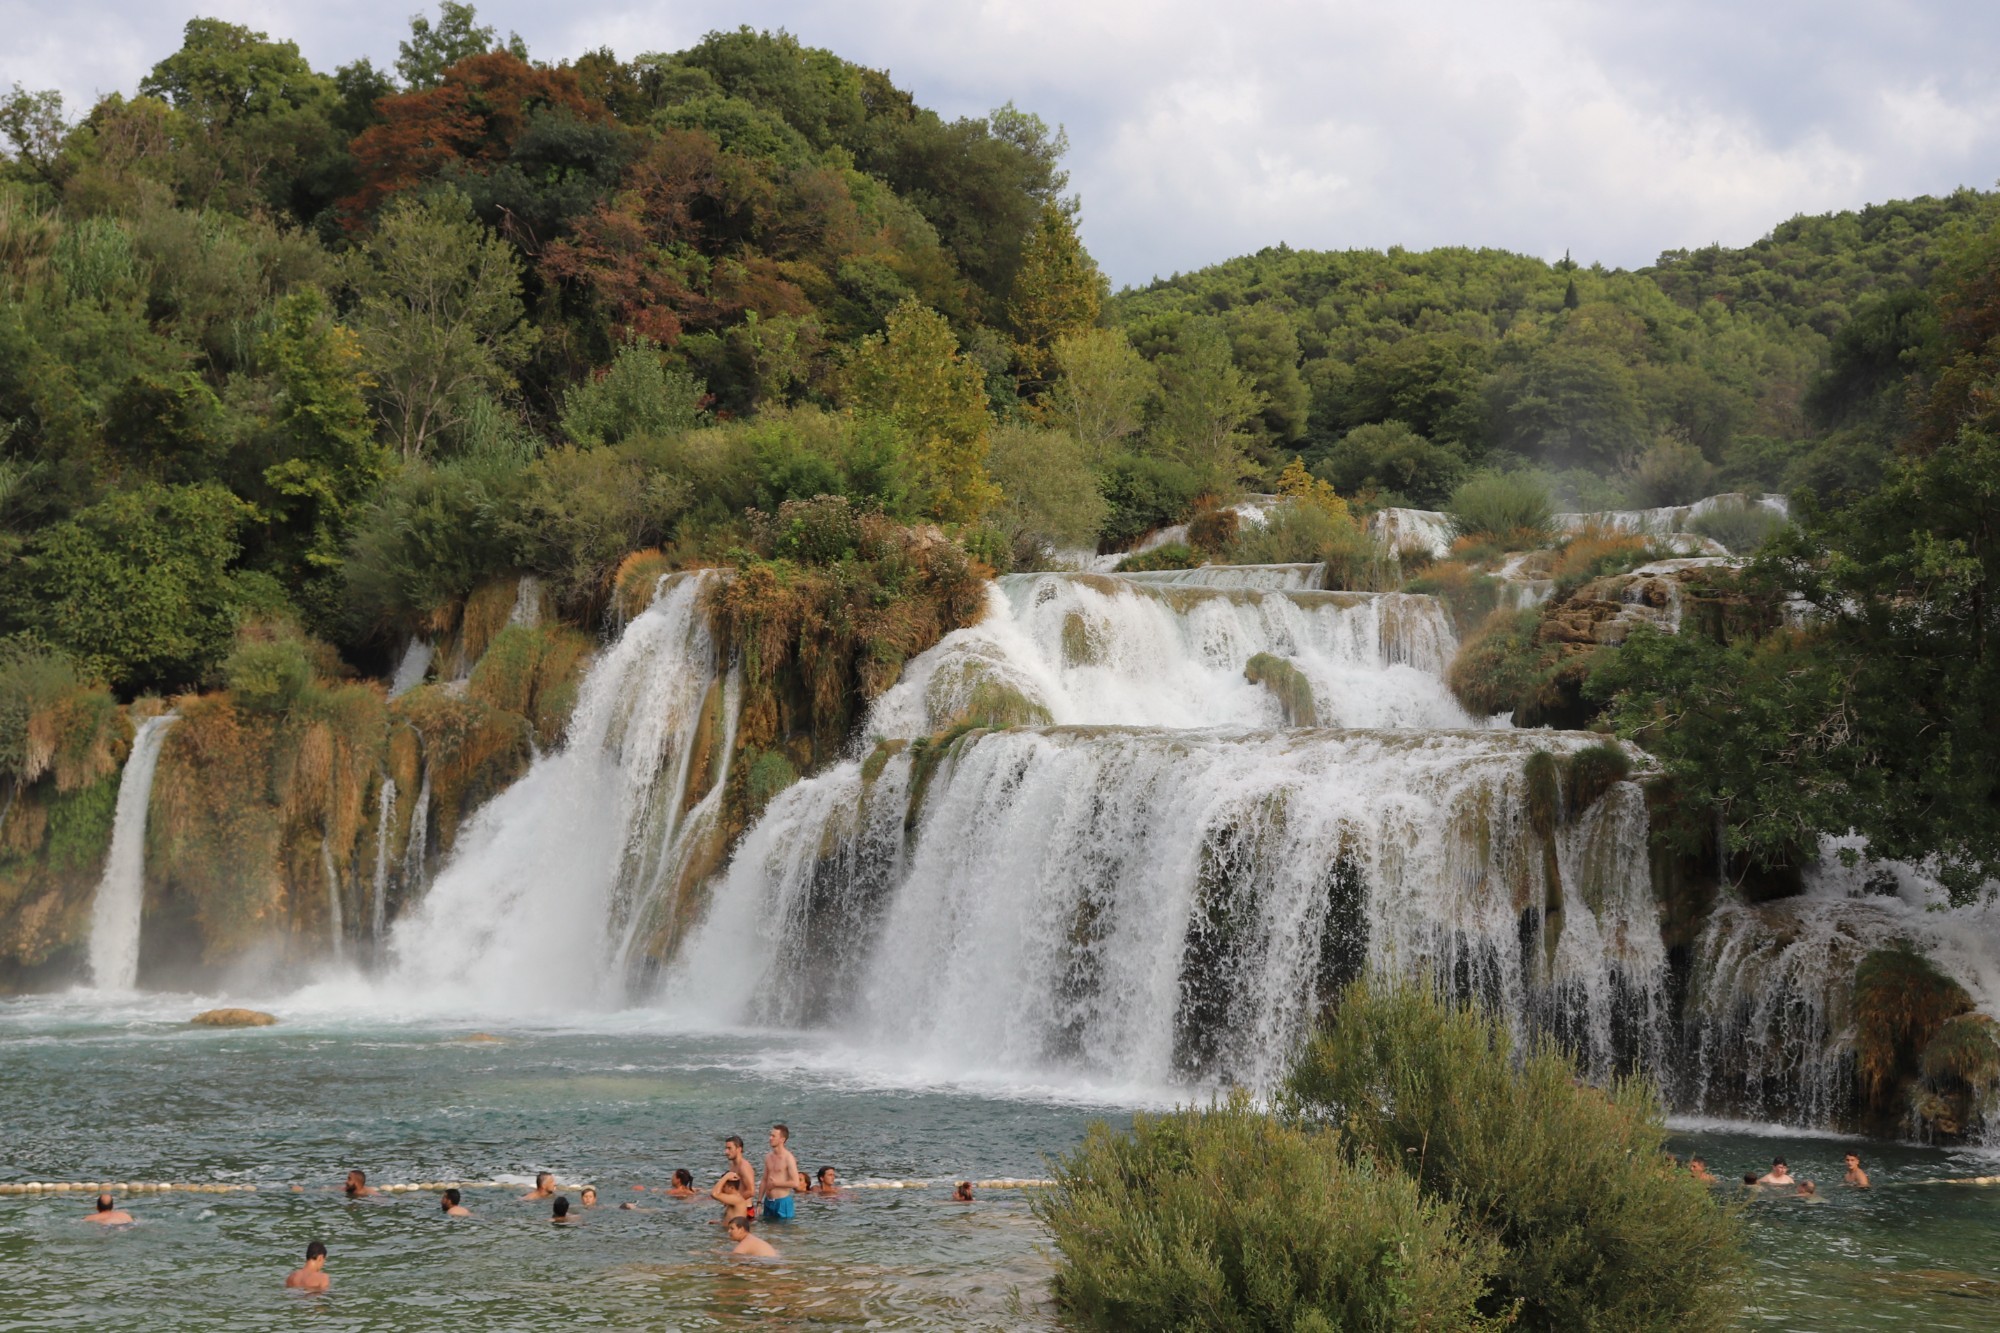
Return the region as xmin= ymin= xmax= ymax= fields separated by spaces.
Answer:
xmin=2 ymin=0 xmax=1995 ymax=285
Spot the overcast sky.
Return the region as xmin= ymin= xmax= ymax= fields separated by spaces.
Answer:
xmin=4 ymin=1 xmax=1997 ymax=286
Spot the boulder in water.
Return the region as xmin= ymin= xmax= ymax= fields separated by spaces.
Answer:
xmin=191 ymin=1008 xmax=277 ymax=1028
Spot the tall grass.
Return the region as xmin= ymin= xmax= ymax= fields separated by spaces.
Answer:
xmin=1446 ymin=471 xmax=1554 ymax=545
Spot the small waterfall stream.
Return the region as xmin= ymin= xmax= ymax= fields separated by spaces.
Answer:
xmin=85 ymin=714 xmax=178 ymax=990
xmin=371 ymin=779 xmax=397 ymax=943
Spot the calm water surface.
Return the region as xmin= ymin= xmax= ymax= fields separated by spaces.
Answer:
xmin=2 ymin=991 xmax=1996 ymax=1329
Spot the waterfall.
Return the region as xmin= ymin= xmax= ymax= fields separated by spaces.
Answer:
xmin=320 ymin=840 xmax=345 ymax=963
xmin=670 ymin=727 xmax=1661 ymax=1089
xmin=865 ymin=574 xmax=1477 ymax=738
xmin=403 ymin=765 xmax=432 ymax=898
xmin=389 ymin=639 xmax=434 ymax=697
xmin=387 ymin=571 xmax=731 ymax=1008
xmin=85 ymin=714 xmax=178 ymax=990
xmin=371 ymin=778 xmax=397 ymax=943
xmin=662 ymin=569 xmax=1663 ymax=1091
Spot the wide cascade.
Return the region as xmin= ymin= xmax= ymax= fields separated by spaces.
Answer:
xmin=663 ymin=568 xmax=1667 ymax=1090
xmin=386 ymin=572 xmax=735 ymax=1009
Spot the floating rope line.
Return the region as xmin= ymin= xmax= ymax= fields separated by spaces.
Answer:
xmin=2 ymin=1176 xmax=1056 ymax=1195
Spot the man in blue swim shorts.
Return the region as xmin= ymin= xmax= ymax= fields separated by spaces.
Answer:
xmin=761 ymin=1122 xmax=800 ymax=1220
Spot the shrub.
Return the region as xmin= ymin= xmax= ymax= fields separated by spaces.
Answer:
xmin=467 ymin=623 xmax=594 ymax=748
xmin=1446 ymin=471 xmax=1554 ymax=544
xmin=559 ymin=337 xmax=707 ymax=447
xmin=1284 ymin=984 xmax=1745 ymax=1332
xmin=986 ymin=423 xmax=1108 ymax=559
xmin=1625 ymin=432 xmax=1715 ymax=507
xmin=1038 ymin=1098 xmax=1502 ymax=1333
xmin=1688 ymin=498 xmax=1787 ymax=555
xmin=1099 ymin=453 xmax=1200 ymax=550
xmin=223 ymin=630 xmax=314 ymax=714
xmin=1447 ymin=608 xmax=1590 ymax=726
xmin=1564 ymin=742 xmax=1633 ymax=816
xmin=1551 ymin=526 xmax=1657 ymax=590
xmin=1117 ymin=542 xmax=1197 ymax=573
xmin=0 ymin=642 xmax=126 ymax=790
xmin=1852 ymin=946 xmax=1971 ymax=1109
xmin=1402 ymin=562 xmax=1501 ymax=638
xmin=342 ymin=457 xmax=525 ymax=636
xmin=1313 ymin=419 xmax=1467 ymax=508
xmin=1186 ymin=500 xmax=1240 ymax=555
xmin=508 ymin=441 xmax=694 ymax=606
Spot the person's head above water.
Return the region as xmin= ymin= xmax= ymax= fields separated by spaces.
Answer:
xmin=674 ymin=1169 xmax=694 ymax=1188
xmin=552 ymin=1196 xmax=570 ymax=1219
xmin=771 ymin=1123 xmax=789 ymax=1146
xmin=725 ymin=1135 xmax=744 ymax=1153
xmin=441 ymin=1188 xmax=461 ymax=1211
xmin=536 ymin=1171 xmax=555 ymax=1189
xmin=953 ymin=1181 xmax=974 ymax=1201
xmin=580 ymin=1186 xmax=597 ymax=1206
xmin=96 ymin=1193 xmax=115 ymax=1212
xmin=344 ymin=1170 xmax=366 ymax=1196
xmin=726 ymin=1214 xmax=751 ymax=1237
xmin=305 ymin=1241 xmax=327 ymax=1264
xmin=1742 ymin=1173 xmax=1759 ymax=1185
xmin=1771 ymin=1157 xmax=1787 ymax=1169
xmin=816 ymin=1166 xmax=836 ymax=1187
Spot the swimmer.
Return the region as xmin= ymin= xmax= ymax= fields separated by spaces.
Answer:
xmin=520 ymin=1171 xmax=557 ymax=1201
xmin=726 ymin=1214 xmax=777 ymax=1257
xmin=285 ymin=1241 xmax=330 ymax=1292
xmin=1757 ymin=1158 xmax=1795 ymax=1187
xmin=84 ymin=1193 xmax=133 ymax=1225
xmin=665 ymin=1169 xmax=697 ymax=1199
xmin=722 ymin=1136 xmax=757 ymax=1202
xmin=440 ymin=1188 xmax=471 ymax=1217
xmin=579 ymin=1186 xmax=598 ymax=1209
xmin=952 ymin=1181 xmax=975 ymax=1202
xmin=343 ymin=1169 xmax=374 ymax=1199
xmin=1687 ymin=1157 xmax=1718 ymax=1184
xmin=1796 ymin=1180 xmax=1819 ymax=1198
xmin=1844 ymin=1153 xmax=1871 ymax=1188
xmin=1741 ymin=1173 xmax=1760 ymax=1187
xmin=811 ymin=1166 xmax=842 ymax=1198
xmin=551 ymin=1195 xmax=579 ymax=1224
xmin=761 ymin=1123 xmax=799 ymax=1221
xmin=711 ymin=1170 xmax=754 ymax=1221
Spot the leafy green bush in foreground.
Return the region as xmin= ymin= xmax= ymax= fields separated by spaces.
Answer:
xmin=1041 ymin=984 xmax=1745 ymax=1332
xmin=1037 ymin=1096 xmax=1503 ymax=1332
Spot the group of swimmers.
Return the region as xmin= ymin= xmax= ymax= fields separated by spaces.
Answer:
xmin=81 ymin=1121 xmax=985 ymax=1292
xmin=1673 ymin=1150 xmax=1872 ymax=1198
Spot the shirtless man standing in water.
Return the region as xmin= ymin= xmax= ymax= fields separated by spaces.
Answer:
xmin=84 ymin=1193 xmax=133 ymax=1225
xmin=285 ymin=1241 xmax=330 ymax=1292
xmin=761 ymin=1124 xmax=799 ymax=1221
xmin=1844 ymin=1153 xmax=1871 ymax=1188
xmin=722 ymin=1137 xmax=756 ymax=1204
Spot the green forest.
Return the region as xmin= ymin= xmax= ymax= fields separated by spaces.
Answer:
xmin=0 ymin=4 xmax=1996 ymax=925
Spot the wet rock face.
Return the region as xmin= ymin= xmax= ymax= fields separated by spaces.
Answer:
xmin=191 ymin=1008 xmax=277 ymax=1027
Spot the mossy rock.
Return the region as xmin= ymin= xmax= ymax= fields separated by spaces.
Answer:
xmin=192 ymin=1008 xmax=277 ymax=1027
xmin=1244 ymin=653 xmax=1318 ymax=727
xmin=1853 ymin=946 xmax=1972 ymax=1112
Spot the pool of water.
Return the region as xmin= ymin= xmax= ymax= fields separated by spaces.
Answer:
xmin=2 ymin=990 xmax=1997 ymax=1330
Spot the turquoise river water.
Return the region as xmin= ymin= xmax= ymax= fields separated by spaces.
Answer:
xmin=2 ymin=991 xmax=1997 ymax=1330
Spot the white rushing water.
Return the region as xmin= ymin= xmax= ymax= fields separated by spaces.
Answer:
xmin=370 ymin=778 xmax=397 ymax=942
xmin=387 ymin=572 xmax=729 ymax=1010
xmin=668 ymin=726 xmax=1661 ymax=1089
xmin=85 ymin=715 xmax=178 ymax=990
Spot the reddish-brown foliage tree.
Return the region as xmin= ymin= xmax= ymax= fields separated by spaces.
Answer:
xmin=342 ymin=52 xmax=607 ymax=218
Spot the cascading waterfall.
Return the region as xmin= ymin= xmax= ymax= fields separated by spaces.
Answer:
xmin=320 ymin=841 xmax=345 ymax=963
xmin=370 ymin=778 xmax=397 ymax=943
xmin=85 ymin=714 xmax=178 ymax=990
xmin=663 ymin=569 xmax=1667 ymax=1091
xmin=403 ymin=765 xmax=431 ymax=898
xmin=387 ymin=571 xmax=732 ymax=1009
xmin=1684 ymin=840 xmax=2000 ymax=1127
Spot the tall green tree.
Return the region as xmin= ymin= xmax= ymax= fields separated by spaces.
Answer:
xmin=1149 ymin=318 xmax=1263 ymax=495
xmin=847 ymin=298 xmax=997 ymax=523
xmin=347 ymin=190 xmax=536 ymax=461
xmin=1046 ymin=327 xmax=1154 ymax=463
xmin=1007 ymin=202 xmax=1103 ymax=394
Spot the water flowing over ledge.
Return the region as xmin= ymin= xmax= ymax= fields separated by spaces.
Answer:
xmin=85 ymin=714 xmax=177 ymax=991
